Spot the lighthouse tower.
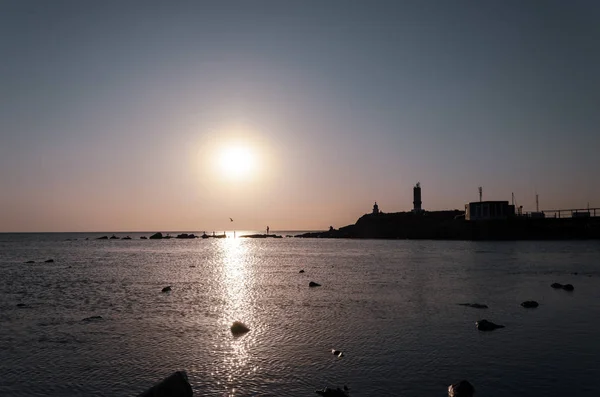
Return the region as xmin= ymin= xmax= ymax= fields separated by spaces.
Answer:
xmin=413 ymin=183 xmax=423 ymax=213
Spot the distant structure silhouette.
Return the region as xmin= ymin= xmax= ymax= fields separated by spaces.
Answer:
xmin=266 ymin=226 xmax=270 ymax=235
xmin=372 ymin=202 xmax=380 ymax=215
xmin=413 ymin=183 xmax=423 ymax=213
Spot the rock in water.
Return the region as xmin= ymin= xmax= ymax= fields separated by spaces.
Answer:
xmin=551 ymin=282 xmax=563 ymax=289
xmin=562 ymin=284 xmax=574 ymax=291
xmin=149 ymin=232 xmax=163 ymax=239
xmin=309 ymin=281 xmax=321 ymax=287
xmin=315 ymin=387 xmax=349 ymax=397
xmin=521 ymin=300 xmax=539 ymax=308
xmin=82 ymin=316 xmax=103 ymax=322
xmin=331 ymin=349 xmax=344 ymax=357
xmin=137 ymin=371 xmax=193 ymax=397
xmin=97 ymin=236 xmax=108 ymax=240
xmin=476 ymin=319 xmax=505 ymax=331
xmin=24 ymin=260 xmax=35 ymax=264
xmin=458 ymin=303 xmax=488 ymax=309
xmin=230 ymin=321 xmax=250 ymax=336
xmin=161 ymin=286 xmax=172 ymax=293
xmin=44 ymin=259 xmax=54 ymax=263
xmin=299 ymin=269 xmax=305 ymax=273
xmin=448 ymin=380 xmax=475 ymax=397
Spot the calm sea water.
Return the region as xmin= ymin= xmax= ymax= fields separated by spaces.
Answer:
xmin=1 ymin=233 xmax=600 ymax=396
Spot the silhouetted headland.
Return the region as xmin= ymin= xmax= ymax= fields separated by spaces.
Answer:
xmin=297 ymin=183 xmax=600 ymax=240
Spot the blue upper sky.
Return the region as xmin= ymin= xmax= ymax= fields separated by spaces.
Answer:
xmin=1 ymin=0 xmax=599 ymax=231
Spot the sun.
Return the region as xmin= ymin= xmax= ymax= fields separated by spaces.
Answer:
xmin=218 ymin=145 xmax=256 ymax=180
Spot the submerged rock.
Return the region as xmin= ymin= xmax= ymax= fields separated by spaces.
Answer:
xmin=521 ymin=300 xmax=539 ymax=308
xmin=161 ymin=286 xmax=172 ymax=293
xmin=140 ymin=236 xmax=148 ymax=239
xmin=16 ymin=303 xmax=28 ymax=308
xmin=562 ymin=284 xmax=574 ymax=291
xmin=230 ymin=321 xmax=250 ymax=336
xmin=315 ymin=387 xmax=349 ymax=397
xmin=458 ymin=303 xmax=488 ymax=309
xmin=82 ymin=316 xmax=103 ymax=322
xmin=299 ymin=269 xmax=305 ymax=273
xmin=448 ymin=380 xmax=475 ymax=397
xmin=149 ymin=232 xmax=163 ymax=239
xmin=110 ymin=235 xmax=119 ymax=239
xmin=331 ymin=349 xmax=344 ymax=357
xmin=24 ymin=260 xmax=35 ymax=264
xmin=137 ymin=371 xmax=192 ymax=397
xmin=44 ymin=259 xmax=54 ymax=263
xmin=122 ymin=236 xmax=132 ymax=240
xmin=97 ymin=236 xmax=108 ymax=240
xmin=309 ymin=281 xmax=321 ymax=287
xmin=551 ymin=282 xmax=563 ymax=289
xmin=476 ymin=319 xmax=505 ymax=331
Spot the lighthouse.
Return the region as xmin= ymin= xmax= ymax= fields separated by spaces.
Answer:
xmin=413 ymin=183 xmax=423 ymax=213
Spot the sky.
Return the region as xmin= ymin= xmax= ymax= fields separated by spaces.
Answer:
xmin=1 ymin=0 xmax=599 ymax=232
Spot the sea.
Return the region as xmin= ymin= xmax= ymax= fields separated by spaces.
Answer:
xmin=1 ymin=233 xmax=600 ymax=397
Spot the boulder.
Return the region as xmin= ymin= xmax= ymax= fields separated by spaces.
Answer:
xmin=162 ymin=286 xmax=172 ymax=293
xmin=137 ymin=371 xmax=193 ymax=397
xmin=521 ymin=300 xmax=539 ymax=308
xmin=476 ymin=319 xmax=505 ymax=331
xmin=458 ymin=303 xmax=488 ymax=309
xmin=551 ymin=283 xmax=563 ymax=289
xmin=448 ymin=380 xmax=475 ymax=397
xmin=230 ymin=321 xmax=250 ymax=336
xmin=150 ymin=232 xmax=163 ymax=240
xmin=44 ymin=259 xmax=54 ymax=263
xmin=562 ymin=284 xmax=574 ymax=291
xmin=309 ymin=281 xmax=321 ymax=287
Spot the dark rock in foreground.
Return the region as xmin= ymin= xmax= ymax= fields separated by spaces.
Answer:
xmin=315 ymin=387 xmax=349 ymax=397
xmin=24 ymin=260 xmax=35 ymax=264
xmin=448 ymin=380 xmax=475 ymax=397
xmin=521 ymin=300 xmax=539 ymax=308
xmin=230 ymin=321 xmax=250 ymax=336
xmin=44 ymin=259 xmax=54 ymax=263
xmin=551 ymin=282 xmax=563 ymax=289
xmin=140 ymin=236 xmax=148 ymax=239
xmin=150 ymin=232 xmax=163 ymax=239
xmin=137 ymin=371 xmax=193 ymax=397
xmin=458 ymin=303 xmax=488 ymax=309
xmin=162 ymin=286 xmax=172 ymax=293
xmin=82 ymin=315 xmax=103 ymax=322
xmin=476 ymin=319 xmax=505 ymax=331
xmin=16 ymin=303 xmax=28 ymax=308
xmin=299 ymin=269 xmax=305 ymax=273
xmin=97 ymin=236 xmax=108 ymax=240
xmin=309 ymin=281 xmax=321 ymax=287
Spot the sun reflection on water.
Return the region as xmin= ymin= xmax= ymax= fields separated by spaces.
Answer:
xmin=217 ymin=237 xmax=258 ymax=395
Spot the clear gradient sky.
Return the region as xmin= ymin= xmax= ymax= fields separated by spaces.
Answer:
xmin=1 ymin=0 xmax=599 ymax=232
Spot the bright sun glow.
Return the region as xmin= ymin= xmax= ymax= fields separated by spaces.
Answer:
xmin=218 ymin=145 xmax=256 ymax=180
